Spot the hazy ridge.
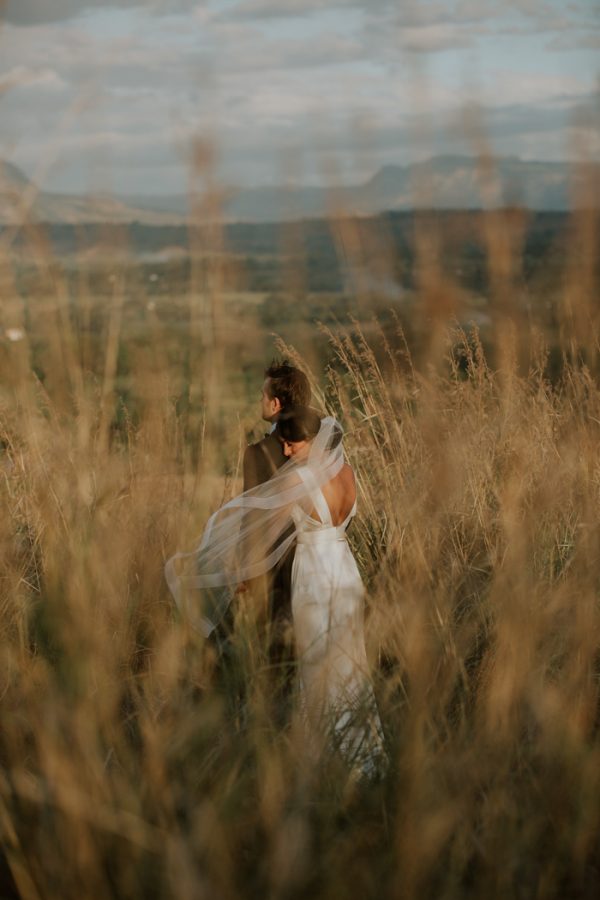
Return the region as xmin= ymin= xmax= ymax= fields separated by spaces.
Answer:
xmin=1 ymin=155 xmax=595 ymax=226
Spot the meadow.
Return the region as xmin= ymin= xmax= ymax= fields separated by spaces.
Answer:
xmin=1 ymin=190 xmax=599 ymax=899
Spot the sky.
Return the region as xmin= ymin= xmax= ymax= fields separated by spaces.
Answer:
xmin=0 ymin=0 xmax=598 ymax=195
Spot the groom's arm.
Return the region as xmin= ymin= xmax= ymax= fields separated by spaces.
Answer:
xmin=240 ymin=442 xmax=273 ymax=610
xmin=243 ymin=443 xmax=262 ymax=492
xmin=234 ymin=447 xmax=258 ymax=597
xmin=241 ymin=442 xmax=273 ymax=575
xmin=243 ymin=439 xmax=280 ymax=491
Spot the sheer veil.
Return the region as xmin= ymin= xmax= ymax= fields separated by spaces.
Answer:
xmin=165 ymin=416 xmax=344 ymax=636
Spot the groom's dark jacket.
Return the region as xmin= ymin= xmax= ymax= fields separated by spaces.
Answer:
xmin=243 ymin=431 xmax=295 ymax=634
xmin=243 ymin=431 xmax=286 ymax=490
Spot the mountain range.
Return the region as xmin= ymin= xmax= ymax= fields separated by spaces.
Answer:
xmin=0 ymin=156 xmax=595 ymax=226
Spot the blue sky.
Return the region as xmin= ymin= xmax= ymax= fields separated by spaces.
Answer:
xmin=0 ymin=0 xmax=598 ymax=194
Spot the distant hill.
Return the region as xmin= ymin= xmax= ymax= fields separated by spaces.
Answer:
xmin=0 ymin=156 xmax=596 ymax=225
xmin=0 ymin=160 xmax=185 ymax=226
xmin=357 ymin=156 xmax=577 ymax=212
xmin=122 ymin=156 xmax=594 ymax=221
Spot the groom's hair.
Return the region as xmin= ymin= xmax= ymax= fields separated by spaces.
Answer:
xmin=265 ymin=360 xmax=311 ymax=409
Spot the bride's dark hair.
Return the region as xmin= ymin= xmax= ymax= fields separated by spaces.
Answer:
xmin=275 ymin=406 xmax=322 ymax=443
xmin=276 ymin=406 xmax=343 ymax=451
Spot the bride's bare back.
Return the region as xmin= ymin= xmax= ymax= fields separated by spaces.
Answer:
xmin=309 ymin=463 xmax=356 ymax=526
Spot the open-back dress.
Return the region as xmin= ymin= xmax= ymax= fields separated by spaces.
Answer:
xmin=290 ymin=469 xmax=386 ymax=777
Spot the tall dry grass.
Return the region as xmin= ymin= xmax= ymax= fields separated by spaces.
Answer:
xmin=1 ymin=183 xmax=599 ymax=900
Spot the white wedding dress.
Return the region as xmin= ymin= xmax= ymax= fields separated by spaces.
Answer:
xmin=290 ymin=471 xmax=386 ymax=778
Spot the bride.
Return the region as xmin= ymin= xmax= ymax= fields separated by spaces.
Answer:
xmin=165 ymin=407 xmax=386 ymax=777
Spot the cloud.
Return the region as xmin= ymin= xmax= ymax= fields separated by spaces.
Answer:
xmin=204 ymin=26 xmax=365 ymax=73
xmin=228 ymin=0 xmax=500 ymax=26
xmin=0 ymin=0 xmax=596 ymax=193
xmin=3 ymin=0 xmax=592 ymax=34
xmin=0 ymin=65 xmax=67 ymax=93
xmin=503 ymin=0 xmax=593 ymax=31
xmin=0 ymin=0 xmax=194 ymax=26
xmin=547 ymin=31 xmax=600 ymax=51
xmin=228 ymin=0 xmax=498 ymax=24
xmin=1 ymin=1 xmax=132 ymax=25
xmin=396 ymin=23 xmax=475 ymax=52
xmin=0 ymin=19 xmax=197 ymax=81
xmin=480 ymin=72 xmax=595 ymax=109
xmin=227 ymin=0 xmax=379 ymax=19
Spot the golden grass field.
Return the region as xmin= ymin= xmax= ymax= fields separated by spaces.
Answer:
xmin=1 ymin=190 xmax=599 ymax=899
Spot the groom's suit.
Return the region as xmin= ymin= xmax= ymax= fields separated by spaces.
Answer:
xmin=243 ymin=430 xmax=286 ymax=492
xmin=243 ymin=430 xmax=295 ymax=659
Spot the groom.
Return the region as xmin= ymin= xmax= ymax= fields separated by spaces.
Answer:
xmin=243 ymin=360 xmax=311 ymax=670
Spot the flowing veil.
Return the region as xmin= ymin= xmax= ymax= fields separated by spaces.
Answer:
xmin=165 ymin=416 xmax=344 ymax=635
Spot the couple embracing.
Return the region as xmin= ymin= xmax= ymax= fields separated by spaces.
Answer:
xmin=166 ymin=361 xmax=386 ymax=778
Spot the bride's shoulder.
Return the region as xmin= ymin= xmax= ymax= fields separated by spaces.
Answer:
xmin=338 ymin=462 xmax=356 ymax=491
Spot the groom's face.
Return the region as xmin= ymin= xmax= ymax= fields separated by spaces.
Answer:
xmin=261 ymin=378 xmax=282 ymax=422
